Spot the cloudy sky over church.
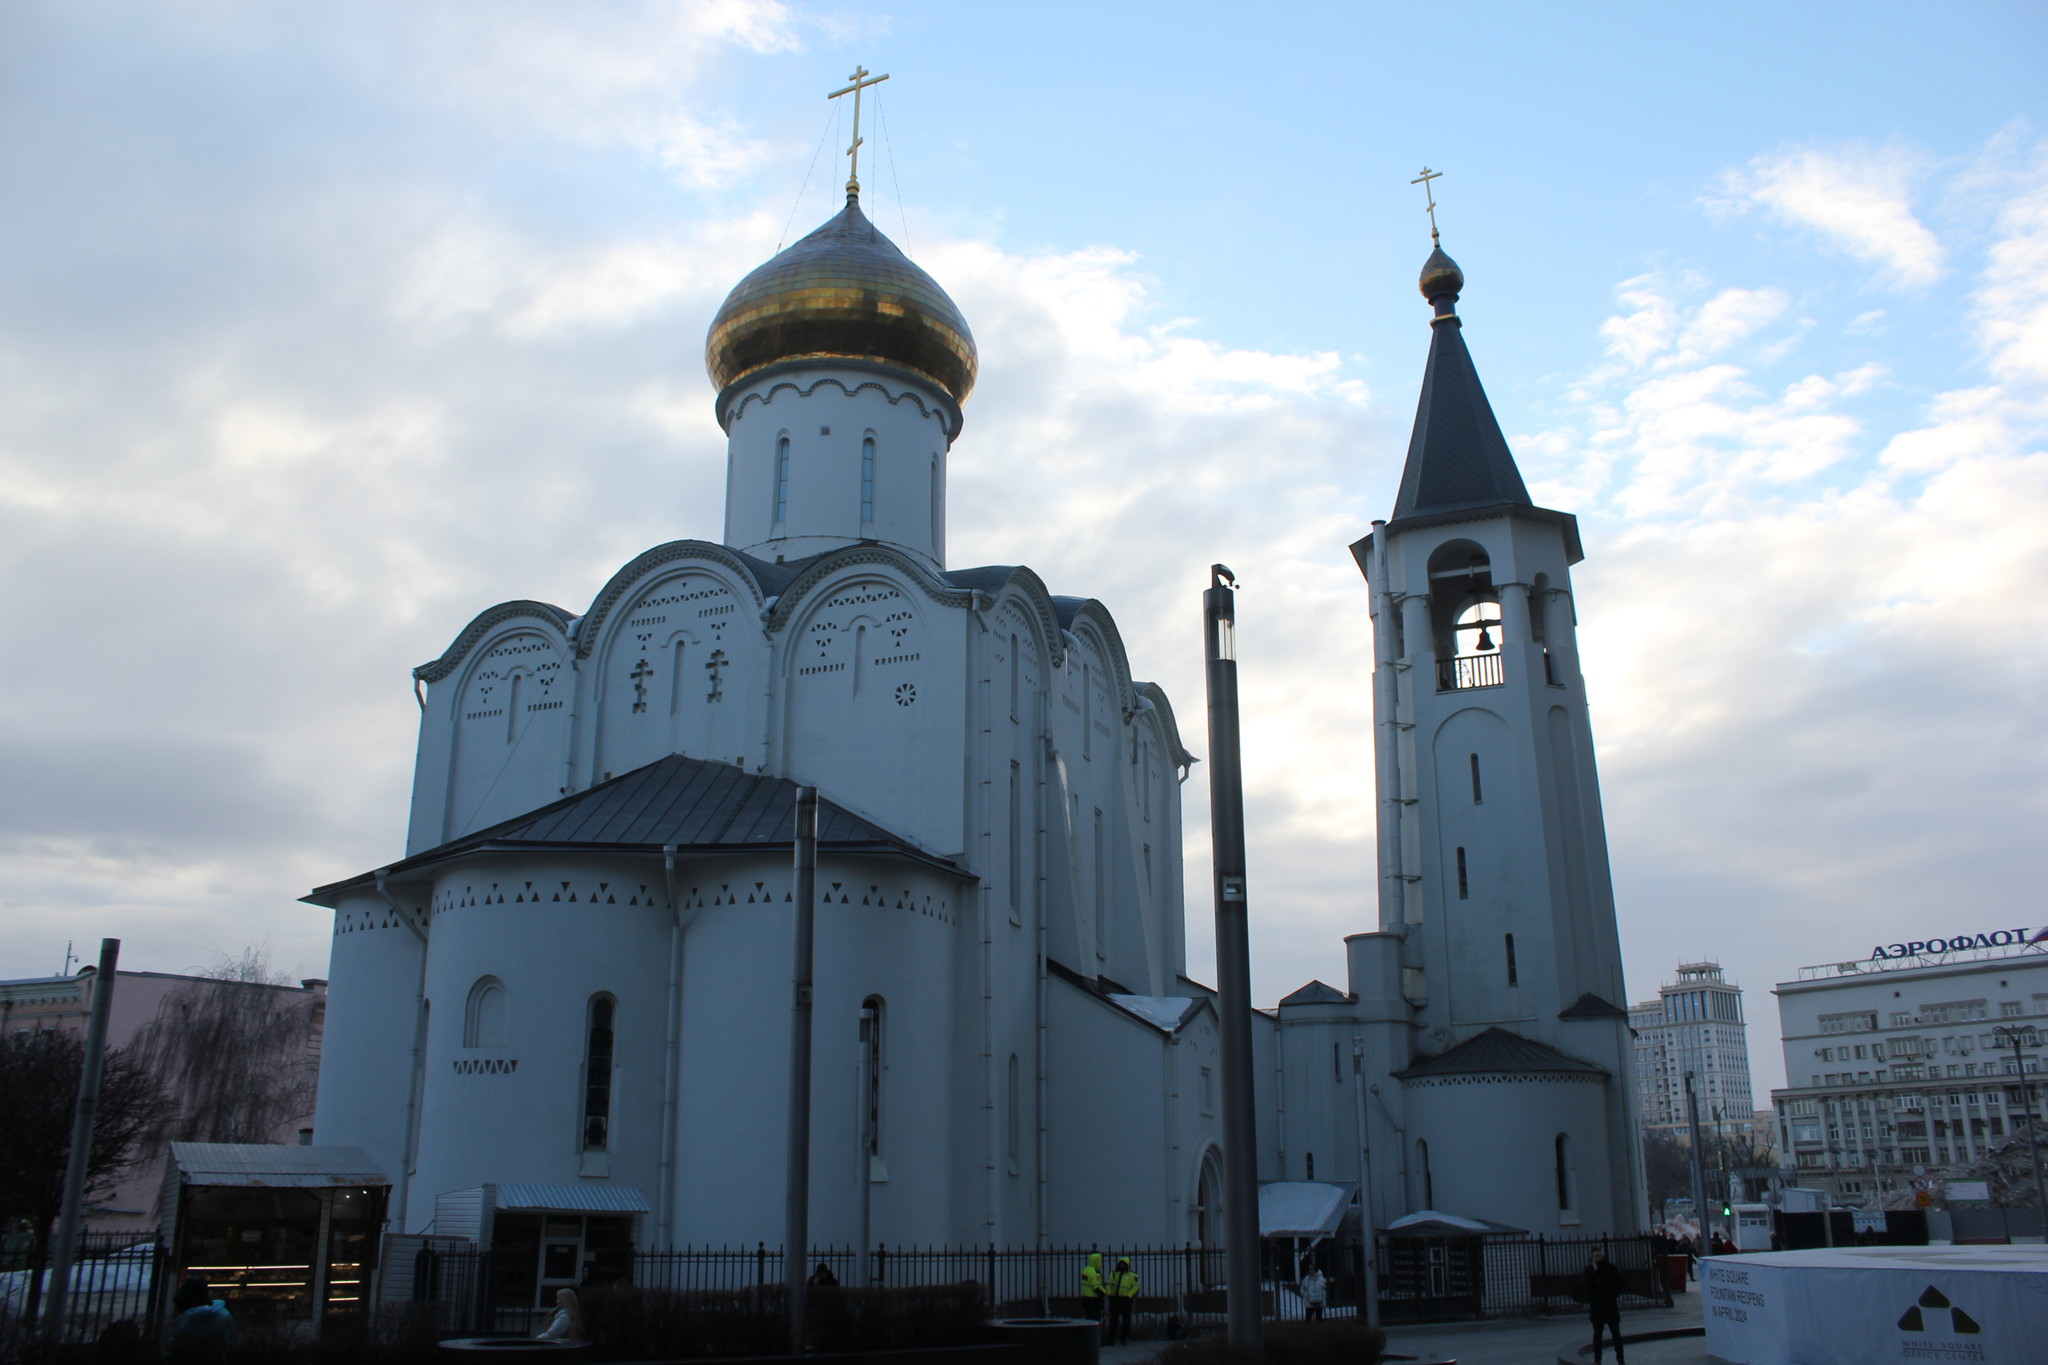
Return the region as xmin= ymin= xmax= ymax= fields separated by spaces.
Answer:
xmin=2 ymin=1 xmax=2042 ymax=1092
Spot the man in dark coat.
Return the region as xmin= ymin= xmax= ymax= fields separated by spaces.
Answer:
xmin=1581 ymin=1249 xmax=1625 ymax=1364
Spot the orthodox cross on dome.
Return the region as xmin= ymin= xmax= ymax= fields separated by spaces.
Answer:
xmin=1410 ymin=166 xmax=1444 ymax=244
xmin=828 ymin=65 xmax=890 ymax=196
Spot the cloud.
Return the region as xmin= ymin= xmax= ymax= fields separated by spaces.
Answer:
xmin=1713 ymin=144 xmax=1947 ymax=288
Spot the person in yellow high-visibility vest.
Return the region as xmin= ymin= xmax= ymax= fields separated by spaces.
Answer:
xmin=1105 ymin=1256 xmax=1140 ymax=1346
xmin=1079 ymin=1251 xmax=1105 ymax=1323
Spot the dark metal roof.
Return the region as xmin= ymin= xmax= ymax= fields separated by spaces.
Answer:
xmin=1394 ymin=1026 xmax=1606 ymax=1080
xmin=1558 ymin=992 xmax=1631 ymax=1020
xmin=1389 ymin=313 xmax=1531 ymax=524
xmin=308 ymin=754 xmax=963 ymax=900
xmin=1278 ymin=980 xmax=1352 ymax=1006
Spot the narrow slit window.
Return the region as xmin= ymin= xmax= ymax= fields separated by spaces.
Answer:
xmin=1456 ymin=846 xmax=1469 ymax=900
xmin=1006 ymin=1053 xmax=1021 ymax=1173
xmin=1555 ymin=1133 xmax=1574 ymax=1211
xmin=582 ymin=995 xmax=615 ymax=1150
xmin=1506 ymin=933 xmax=1518 ymax=986
xmin=1008 ymin=762 xmax=1023 ymax=923
xmin=1470 ymin=753 xmax=1483 ymax=804
xmin=773 ymin=437 xmax=791 ymax=524
xmin=1092 ymin=808 xmax=1107 ymax=960
xmin=860 ymin=436 xmax=876 ymax=523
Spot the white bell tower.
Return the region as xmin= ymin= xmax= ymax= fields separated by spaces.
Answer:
xmin=1350 ymin=244 xmax=1645 ymax=1234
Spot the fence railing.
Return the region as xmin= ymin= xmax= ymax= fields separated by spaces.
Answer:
xmin=399 ymin=1232 xmax=1672 ymax=1334
xmin=1437 ymin=653 xmax=1505 ymax=691
xmin=0 ymin=1232 xmax=169 ymax=1348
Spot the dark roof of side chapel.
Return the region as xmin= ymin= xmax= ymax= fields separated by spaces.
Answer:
xmin=1393 ymin=1025 xmax=1606 ymax=1079
xmin=306 ymin=754 xmax=966 ymax=902
xmin=1557 ymin=991 xmax=1631 ymax=1020
xmin=1279 ymin=980 xmax=1352 ymax=1006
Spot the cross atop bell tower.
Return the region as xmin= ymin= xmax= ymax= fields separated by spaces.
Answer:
xmin=828 ymin=66 xmax=890 ymax=197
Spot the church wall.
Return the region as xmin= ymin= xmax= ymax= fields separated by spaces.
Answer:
xmin=425 ymin=626 xmax=574 ymax=847
xmin=780 ymin=568 xmax=968 ymax=857
xmin=314 ymin=891 xmax=425 ymax=1192
xmin=1405 ymin=1074 xmax=1615 ymax=1234
xmin=406 ymin=858 xmax=672 ymax=1232
xmin=585 ymin=563 xmax=763 ymax=784
xmin=668 ymin=856 xmax=965 ymax=1248
xmin=1045 ymin=984 xmax=1205 ymax=1248
xmin=721 ymin=369 xmax=953 ymax=570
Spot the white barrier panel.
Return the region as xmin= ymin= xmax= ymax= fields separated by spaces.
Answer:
xmin=1704 ymin=1246 xmax=2048 ymax=1365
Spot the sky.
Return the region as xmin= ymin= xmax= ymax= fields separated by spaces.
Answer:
xmin=2 ymin=1 xmax=2045 ymax=1098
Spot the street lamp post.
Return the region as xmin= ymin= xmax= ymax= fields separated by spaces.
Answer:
xmin=1992 ymin=1025 xmax=2048 ymax=1219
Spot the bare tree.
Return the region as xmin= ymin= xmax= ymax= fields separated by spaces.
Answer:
xmin=0 ymin=1032 xmax=176 ymax=1315
xmin=129 ymin=947 xmax=320 ymax=1147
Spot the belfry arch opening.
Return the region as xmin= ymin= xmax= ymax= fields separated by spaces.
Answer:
xmin=1427 ymin=540 xmax=1503 ymax=692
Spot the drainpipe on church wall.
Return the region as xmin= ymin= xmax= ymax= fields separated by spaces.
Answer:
xmin=376 ymin=871 xmax=429 ymax=1231
xmin=1368 ymin=524 xmax=1405 ymax=940
xmin=657 ymin=843 xmax=699 ymax=1250
xmin=972 ymin=614 xmax=999 ymax=1245
xmin=1034 ymin=722 xmax=1052 ymax=1264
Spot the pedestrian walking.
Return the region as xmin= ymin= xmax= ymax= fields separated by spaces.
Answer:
xmin=807 ymin=1263 xmax=839 ymax=1288
xmin=1299 ymin=1265 xmax=1327 ymax=1320
xmin=163 ymin=1279 xmax=234 ymax=1365
xmin=1580 ymin=1248 xmax=1625 ymax=1365
xmin=1079 ymin=1251 xmax=1104 ymax=1323
xmin=1106 ymin=1256 xmax=1140 ymax=1346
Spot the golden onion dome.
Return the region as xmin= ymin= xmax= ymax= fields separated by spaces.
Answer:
xmin=1419 ymin=245 xmax=1464 ymax=301
xmin=705 ymin=193 xmax=978 ymax=406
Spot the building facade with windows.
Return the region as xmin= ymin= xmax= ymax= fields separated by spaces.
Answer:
xmin=1632 ymin=962 xmax=1755 ymax=1140
xmin=1769 ymin=938 xmax=2048 ymax=1207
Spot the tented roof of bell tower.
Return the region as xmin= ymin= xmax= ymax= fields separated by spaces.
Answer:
xmin=1381 ymin=246 xmax=1584 ymax=562
xmin=1389 ymin=248 xmax=1531 ymax=523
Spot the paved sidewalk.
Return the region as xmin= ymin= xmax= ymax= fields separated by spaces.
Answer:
xmin=1100 ymin=1295 xmax=1706 ymax=1364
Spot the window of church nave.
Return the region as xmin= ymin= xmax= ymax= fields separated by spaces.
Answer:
xmin=1469 ymin=753 xmax=1484 ymax=805
xmin=1093 ymin=807 xmax=1108 ymax=960
xmin=464 ymin=977 xmax=506 ymax=1048
xmin=1007 ymin=762 xmax=1023 ymax=926
xmin=581 ymin=995 xmax=616 ymax=1151
xmin=1455 ymin=846 xmax=1469 ymax=900
xmin=860 ymin=435 xmax=875 ymax=524
xmin=773 ymin=436 xmax=790 ymax=525
xmin=860 ymin=998 xmax=884 ymax=1160
xmin=1506 ymin=934 xmax=1519 ymax=986
xmin=1554 ymin=1134 xmax=1577 ymax=1215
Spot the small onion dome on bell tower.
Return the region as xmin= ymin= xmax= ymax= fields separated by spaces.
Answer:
xmin=704 ymin=192 xmax=979 ymax=409
xmin=1419 ymin=246 xmax=1464 ymax=323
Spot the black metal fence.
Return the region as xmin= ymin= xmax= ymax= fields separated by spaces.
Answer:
xmin=0 ymin=1231 xmax=169 ymax=1348
xmin=401 ymin=1232 xmax=1672 ymax=1335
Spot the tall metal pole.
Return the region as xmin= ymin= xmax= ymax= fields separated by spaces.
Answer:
xmin=1350 ymin=1038 xmax=1381 ymax=1330
xmin=1684 ymin=1072 xmax=1708 ymax=1249
xmin=43 ymin=938 xmax=120 ymax=1341
xmin=784 ymin=789 xmax=820 ymax=1354
xmin=1997 ymin=1027 xmax=2048 ymax=1219
xmin=1203 ymin=565 xmax=1262 ymax=1352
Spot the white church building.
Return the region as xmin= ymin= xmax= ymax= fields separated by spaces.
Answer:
xmin=307 ymin=183 xmax=1642 ymax=1301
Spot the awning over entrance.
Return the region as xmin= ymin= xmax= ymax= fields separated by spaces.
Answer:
xmin=166 ymin=1143 xmax=389 ymax=1189
xmin=492 ymin=1184 xmax=650 ymax=1214
xmin=1257 ymin=1181 xmax=1355 ymax=1240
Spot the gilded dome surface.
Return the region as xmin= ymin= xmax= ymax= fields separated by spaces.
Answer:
xmin=1419 ymin=245 xmax=1464 ymax=300
xmin=705 ymin=194 xmax=978 ymax=404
